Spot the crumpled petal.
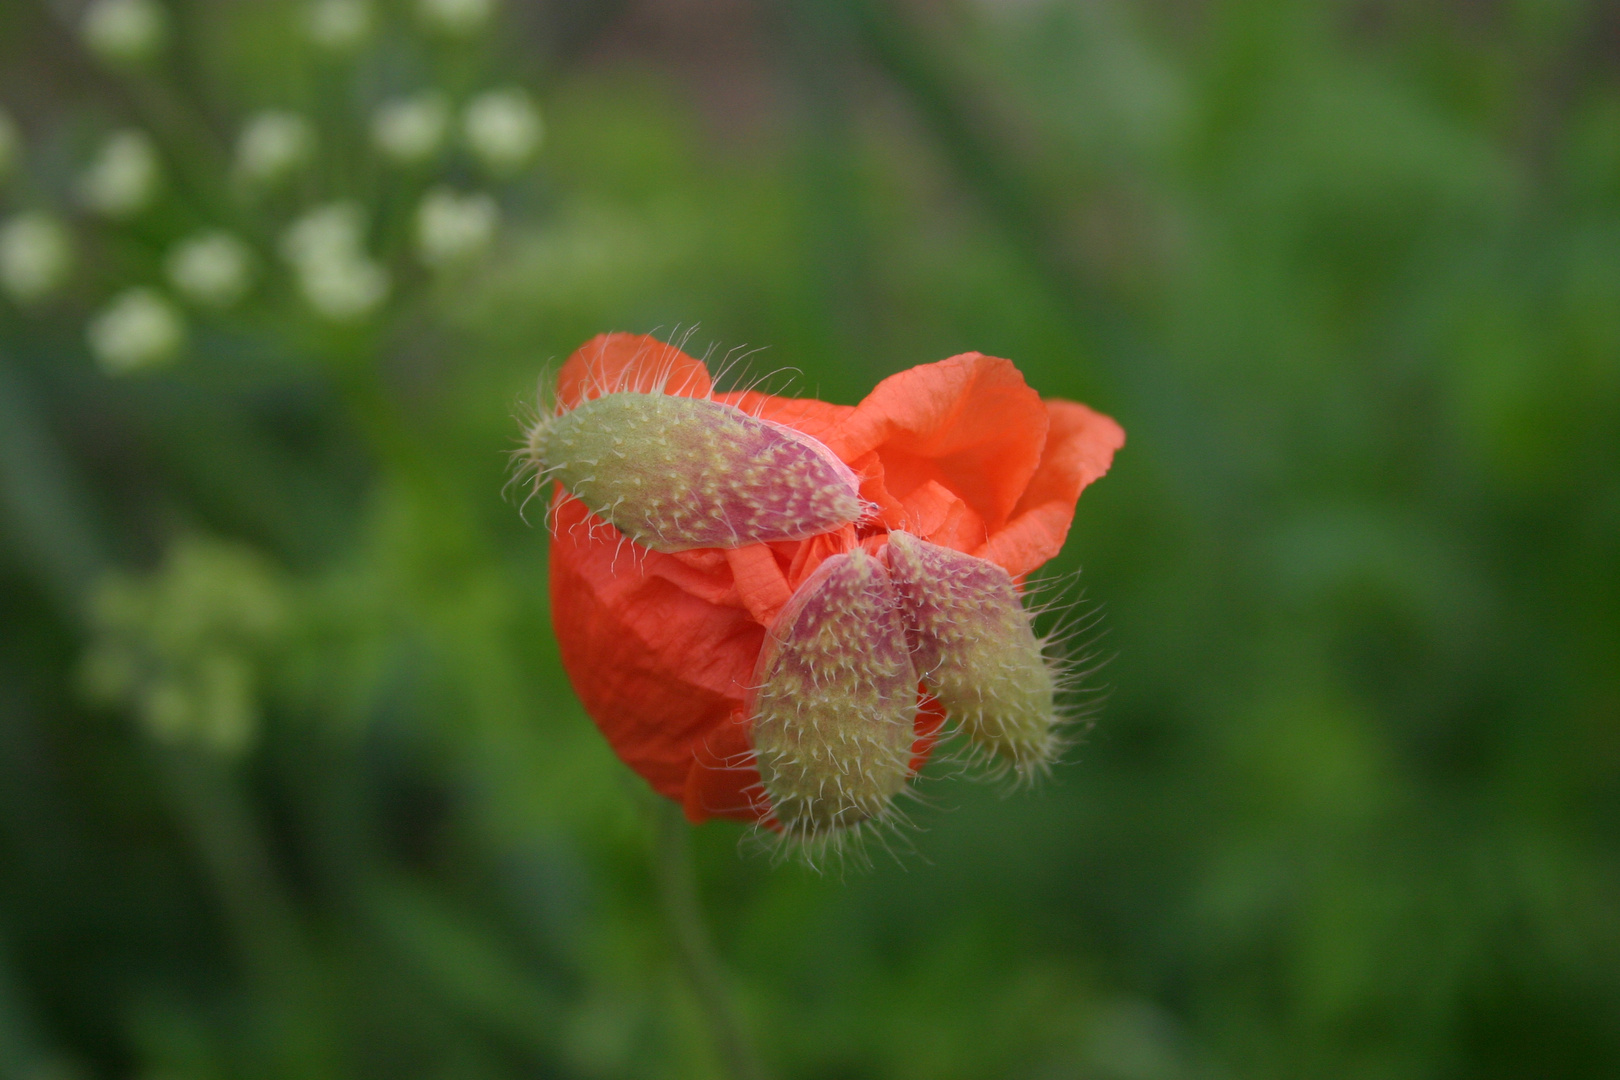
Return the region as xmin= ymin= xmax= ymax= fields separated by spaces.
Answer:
xmin=684 ymin=707 xmax=767 ymax=822
xmin=716 ymin=388 xmax=853 ymax=446
xmin=555 ymin=332 xmax=711 ymax=408
xmin=826 ymin=353 xmax=1051 ymax=541
xmin=550 ymin=495 xmax=764 ymax=802
xmin=973 ymin=399 xmax=1125 ymax=578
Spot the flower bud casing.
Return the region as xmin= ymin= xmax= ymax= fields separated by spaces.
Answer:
xmin=749 ymin=550 xmax=917 ymax=841
xmin=886 ymin=530 xmax=1060 ymax=775
xmin=534 ymin=392 xmax=864 ymax=551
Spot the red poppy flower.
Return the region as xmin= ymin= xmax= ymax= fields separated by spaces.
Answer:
xmin=533 ymin=333 xmax=1123 ymax=839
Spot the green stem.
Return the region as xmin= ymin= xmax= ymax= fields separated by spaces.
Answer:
xmin=648 ymin=800 xmax=769 ymax=1080
xmin=155 ymin=747 xmax=340 ymax=1080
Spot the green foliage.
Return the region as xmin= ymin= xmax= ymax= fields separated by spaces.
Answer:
xmin=81 ymin=535 xmax=288 ymax=753
xmin=1 ymin=1 xmax=1616 ymax=1078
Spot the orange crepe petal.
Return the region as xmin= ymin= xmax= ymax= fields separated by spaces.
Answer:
xmin=826 ymin=353 xmax=1050 ymax=538
xmin=550 ymin=495 xmax=764 ymax=808
xmin=684 ymin=708 xmax=767 ymax=823
xmin=555 ymin=332 xmax=711 ymax=409
xmin=724 ymin=545 xmax=794 ymax=626
xmin=714 ymin=389 xmax=854 ymax=445
xmin=973 ymin=399 xmax=1125 ymax=578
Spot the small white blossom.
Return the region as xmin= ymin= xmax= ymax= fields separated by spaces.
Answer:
xmin=416 ymin=187 xmax=497 ymax=266
xmin=88 ymin=288 xmax=184 ymax=373
xmin=0 ymin=213 xmax=73 ymax=303
xmin=236 ymin=112 xmax=314 ymax=186
xmin=282 ymin=203 xmax=388 ymax=320
xmin=306 ymin=0 xmax=372 ymax=50
xmin=82 ymin=0 xmax=167 ymax=64
xmin=295 ymin=258 xmax=389 ymax=320
xmin=167 ymin=231 xmax=253 ymax=307
xmin=463 ymin=88 xmax=542 ymax=172
xmin=0 ymin=110 xmax=19 ymax=180
xmin=79 ymin=130 xmax=161 ymax=218
xmin=371 ymin=93 xmax=450 ymax=163
xmin=281 ymin=202 xmax=365 ymax=266
xmin=419 ymin=0 xmax=494 ymax=34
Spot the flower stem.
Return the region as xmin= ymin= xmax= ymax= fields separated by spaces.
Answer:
xmin=154 ymin=746 xmax=340 ymax=1080
xmin=648 ymin=799 xmax=769 ymax=1080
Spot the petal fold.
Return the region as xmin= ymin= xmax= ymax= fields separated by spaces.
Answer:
xmin=974 ymin=399 xmax=1125 ymax=578
xmin=549 ymin=495 xmax=762 ymax=805
xmin=827 ymin=353 xmax=1050 ymax=536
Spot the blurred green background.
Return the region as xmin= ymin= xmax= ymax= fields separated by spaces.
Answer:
xmin=2 ymin=1 xmax=1617 ymax=1077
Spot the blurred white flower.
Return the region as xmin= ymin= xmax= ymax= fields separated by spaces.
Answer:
xmin=0 ymin=213 xmax=73 ymax=303
xmin=82 ymin=0 xmax=167 ymax=64
xmin=167 ymin=231 xmax=254 ymax=307
xmin=88 ymin=288 xmax=184 ymax=373
xmin=416 ymin=188 xmax=497 ymax=267
xmin=281 ymin=203 xmax=389 ymax=320
xmin=295 ymin=258 xmax=389 ymax=320
xmin=371 ymin=93 xmax=450 ymax=163
xmin=79 ymin=129 xmax=161 ymax=218
xmin=463 ymin=88 xmax=542 ymax=172
xmin=281 ymin=202 xmax=365 ymax=266
xmin=0 ymin=110 xmax=19 ymax=180
xmin=306 ymin=0 xmax=372 ymax=50
xmin=419 ymin=0 xmax=494 ymax=35
xmin=236 ymin=112 xmax=314 ymax=186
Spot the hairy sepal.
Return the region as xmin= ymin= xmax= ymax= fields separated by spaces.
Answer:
xmin=532 ymin=392 xmax=862 ymax=552
xmin=885 ymin=530 xmax=1060 ymax=776
xmin=749 ymin=550 xmax=917 ymax=842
